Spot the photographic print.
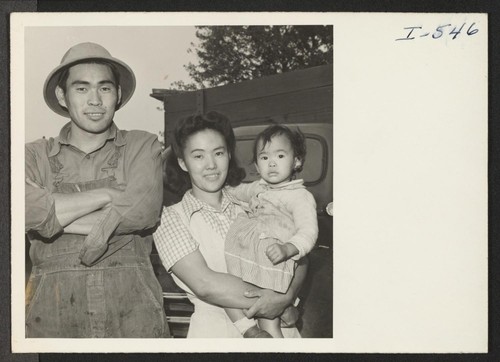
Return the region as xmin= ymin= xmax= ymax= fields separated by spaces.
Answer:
xmin=11 ymin=12 xmax=487 ymax=353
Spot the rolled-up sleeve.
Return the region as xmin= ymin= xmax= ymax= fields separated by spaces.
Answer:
xmin=153 ymin=206 xmax=199 ymax=272
xmin=112 ymin=132 xmax=164 ymax=234
xmin=25 ymin=143 xmax=63 ymax=238
xmin=79 ymin=132 xmax=163 ymax=265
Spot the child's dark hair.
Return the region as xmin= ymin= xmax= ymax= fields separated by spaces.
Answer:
xmin=164 ymin=111 xmax=246 ymax=196
xmin=253 ymin=124 xmax=307 ymax=175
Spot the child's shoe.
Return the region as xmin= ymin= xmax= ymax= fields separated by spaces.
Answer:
xmin=280 ymin=306 xmax=299 ymax=327
xmin=243 ymin=325 xmax=273 ymax=338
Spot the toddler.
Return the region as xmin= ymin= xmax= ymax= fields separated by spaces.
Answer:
xmin=224 ymin=124 xmax=318 ymax=338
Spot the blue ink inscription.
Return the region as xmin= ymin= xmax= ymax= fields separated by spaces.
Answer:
xmin=396 ymin=22 xmax=479 ymax=41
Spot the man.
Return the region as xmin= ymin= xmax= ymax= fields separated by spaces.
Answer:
xmin=25 ymin=42 xmax=170 ymax=338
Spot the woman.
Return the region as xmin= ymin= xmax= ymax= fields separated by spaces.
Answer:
xmin=153 ymin=111 xmax=306 ymax=338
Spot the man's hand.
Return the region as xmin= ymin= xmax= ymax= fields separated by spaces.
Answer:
xmin=102 ymin=186 xmax=125 ymax=204
xmin=242 ymin=289 xmax=291 ymax=320
xmin=266 ymin=242 xmax=299 ymax=265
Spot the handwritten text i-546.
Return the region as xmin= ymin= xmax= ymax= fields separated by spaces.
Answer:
xmin=396 ymin=22 xmax=479 ymax=41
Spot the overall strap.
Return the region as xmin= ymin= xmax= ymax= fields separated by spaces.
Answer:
xmin=100 ymin=144 xmax=122 ymax=178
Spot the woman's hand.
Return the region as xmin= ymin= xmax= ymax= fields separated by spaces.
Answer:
xmin=242 ymin=289 xmax=292 ymax=319
xmin=243 ymin=257 xmax=308 ymax=319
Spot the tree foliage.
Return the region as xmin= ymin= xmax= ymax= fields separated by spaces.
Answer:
xmin=171 ymin=25 xmax=333 ymax=90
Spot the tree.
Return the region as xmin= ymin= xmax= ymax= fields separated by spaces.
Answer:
xmin=171 ymin=25 xmax=333 ymax=90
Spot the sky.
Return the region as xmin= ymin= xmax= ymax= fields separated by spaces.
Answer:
xmin=24 ymin=26 xmax=198 ymax=142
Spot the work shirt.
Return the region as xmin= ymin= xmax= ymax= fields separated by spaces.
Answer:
xmin=24 ymin=122 xmax=168 ymax=338
xmin=25 ymin=122 xmax=163 ymax=265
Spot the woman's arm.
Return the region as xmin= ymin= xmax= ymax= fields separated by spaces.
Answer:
xmin=171 ymin=250 xmax=308 ymax=319
xmin=156 ymin=204 xmax=304 ymax=319
xmin=170 ymin=250 xmax=260 ymax=309
xmin=155 ymin=205 xmax=259 ymax=309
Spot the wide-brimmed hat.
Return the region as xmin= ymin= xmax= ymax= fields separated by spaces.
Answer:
xmin=43 ymin=42 xmax=136 ymax=117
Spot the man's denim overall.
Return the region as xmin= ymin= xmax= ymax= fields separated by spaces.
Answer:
xmin=25 ymin=144 xmax=169 ymax=338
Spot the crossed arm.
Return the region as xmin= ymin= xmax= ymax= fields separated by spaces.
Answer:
xmin=25 ymin=177 xmax=121 ymax=235
xmin=25 ymin=133 xmax=163 ymax=264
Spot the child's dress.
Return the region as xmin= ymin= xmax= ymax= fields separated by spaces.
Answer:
xmin=225 ymin=179 xmax=318 ymax=293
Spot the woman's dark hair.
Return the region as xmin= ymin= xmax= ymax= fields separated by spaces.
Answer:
xmin=165 ymin=111 xmax=246 ymax=196
xmin=252 ymin=123 xmax=307 ymax=175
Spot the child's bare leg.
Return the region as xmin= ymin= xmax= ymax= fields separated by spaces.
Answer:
xmin=258 ymin=317 xmax=284 ymax=338
xmin=225 ymin=308 xmax=272 ymax=338
xmin=225 ymin=307 xmax=246 ymax=323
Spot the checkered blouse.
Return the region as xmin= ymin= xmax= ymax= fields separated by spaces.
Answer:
xmin=153 ymin=188 xmax=240 ymax=272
